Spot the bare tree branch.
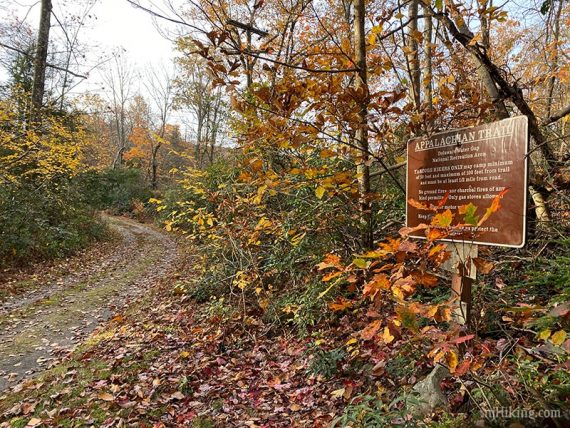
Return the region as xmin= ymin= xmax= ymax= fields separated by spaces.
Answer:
xmin=0 ymin=41 xmax=87 ymax=79
xmin=543 ymin=103 xmax=570 ymax=126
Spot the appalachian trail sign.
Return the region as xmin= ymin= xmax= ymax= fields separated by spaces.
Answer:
xmin=406 ymin=116 xmax=529 ymax=326
xmin=406 ymin=116 xmax=529 ymax=248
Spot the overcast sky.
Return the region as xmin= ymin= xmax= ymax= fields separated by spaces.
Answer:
xmin=0 ymin=0 xmax=200 ymax=131
xmin=1 ymin=0 xmax=181 ymax=93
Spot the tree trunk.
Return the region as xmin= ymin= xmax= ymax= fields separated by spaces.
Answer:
xmin=408 ymin=0 xmax=421 ymax=109
xmin=467 ymin=5 xmax=510 ymax=120
xmin=31 ymin=0 xmax=52 ymax=118
xmin=422 ymin=3 xmax=433 ymax=111
xmin=151 ymin=145 xmax=160 ymax=189
xmin=354 ymin=0 xmax=372 ymax=249
xmin=430 ymin=2 xmax=554 ymax=228
xmin=545 ymin=0 xmax=563 ymax=119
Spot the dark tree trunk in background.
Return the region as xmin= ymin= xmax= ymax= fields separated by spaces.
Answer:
xmin=354 ymin=0 xmax=373 ymax=249
xmin=31 ymin=0 xmax=52 ymax=118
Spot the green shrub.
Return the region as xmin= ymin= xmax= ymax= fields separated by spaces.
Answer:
xmin=0 ymin=181 xmax=106 ymax=268
xmin=76 ymin=167 xmax=152 ymax=214
xmin=332 ymin=394 xmax=416 ymax=427
xmin=306 ymin=343 xmax=346 ymax=379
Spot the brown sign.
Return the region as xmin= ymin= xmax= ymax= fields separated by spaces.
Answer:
xmin=406 ymin=116 xmax=528 ymax=248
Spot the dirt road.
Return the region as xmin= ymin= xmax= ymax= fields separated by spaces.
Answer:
xmin=0 ymin=216 xmax=177 ymax=392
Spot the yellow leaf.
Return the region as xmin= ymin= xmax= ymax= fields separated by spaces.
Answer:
xmin=290 ymin=231 xmax=306 ymax=246
xmin=446 ymin=350 xmax=459 ymax=373
xmin=382 ymin=326 xmax=394 ymax=344
xmin=315 ymin=186 xmax=326 ymax=199
xmin=551 ymin=330 xmax=567 ymax=346
xmin=322 ymin=271 xmax=342 ymax=282
xmin=180 ymin=351 xmax=190 ymax=359
xmin=392 ymin=287 xmax=404 ymax=301
xmin=538 ymin=329 xmax=551 ymax=341
xmin=331 ymin=388 xmax=346 ymax=399
xmin=346 ymin=338 xmax=358 ymax=346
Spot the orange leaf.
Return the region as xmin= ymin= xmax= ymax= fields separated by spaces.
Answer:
xmin=363 ymin=273 xmax=390 ymax=299
xmin=427 ymin=227 xmax=448 ymax=241
xmin=322 ymin=271 xmax=342 ymax=282
xmin=446 ymin=349 xmax=459 ymax=373
xmin=478 ymin=188 xmax=509 ymax=226
xmin=360 ymin=319 xmax=382 ymax=340
xmin=428 ymin=243 xmax=447 ymax=258
xmin=408 ymin=198 xmax=432 ymax=211
xmin=317 ymin=253 xmax=342 ymax=270
xmin=454 ymin=358 xmax=471 ymax=376
xmin=328 ymin=297 xmax=353 ymax=311
xmin=414 ymin=272 xmax=439 ymax=287
xmin=399 ymin=223 xmax=429 ymax=237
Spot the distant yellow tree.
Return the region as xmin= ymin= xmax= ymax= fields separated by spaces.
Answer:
xmin=0 ymin=96 xmax=85 ymax=184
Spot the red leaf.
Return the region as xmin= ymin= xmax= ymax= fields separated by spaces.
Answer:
xmin=448 ymin=334 xmax=475 ymax=345
xmin=436 ymin=191 xmax=450 ymax=208
xmin=454 ymin=358 xmax=471 ymax=376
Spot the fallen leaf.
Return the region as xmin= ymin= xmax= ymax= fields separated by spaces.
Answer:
xmin=538 ymin=329 xmax=552 ymax=341
xmin=97 ymin=392 xmax=114 ymax=402
xmin=551 ymin=330 xmax=567 ymax=346
xmin=382 ymin=326 xmax=394 ymax=344
xmin=26 ymin=418 xmax=42 ymax=428
xmin=473 ymin=257 xmax=494 ymax=274
xmin=289 ymin=403 xmax=301 ymax=412
xmin=170 ymin=391 xmax=185 ymax=400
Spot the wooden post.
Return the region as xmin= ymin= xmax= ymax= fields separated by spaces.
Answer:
xmin=445 ymin=243 xmax=477 ymax=327
xmin=451 ymin=262 xmax=473 ymax=326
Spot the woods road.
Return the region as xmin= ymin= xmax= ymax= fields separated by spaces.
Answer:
xmin=0 ymin=216 xmax=177 ymax=392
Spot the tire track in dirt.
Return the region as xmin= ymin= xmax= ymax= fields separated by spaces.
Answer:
xmin=0 ymin=216 xmax=177 ymax=392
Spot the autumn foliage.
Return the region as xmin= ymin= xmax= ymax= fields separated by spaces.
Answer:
xmin=0 ymin=0 xmax=569 ymax=425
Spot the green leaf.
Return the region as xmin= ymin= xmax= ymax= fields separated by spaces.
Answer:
xmin=460 ymin=203 xmax=479 ymax=226
xmin=435 ymin=0 xmax=443 ymax=10
xmin=352 ymin=258 xmax=368 ymax=269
